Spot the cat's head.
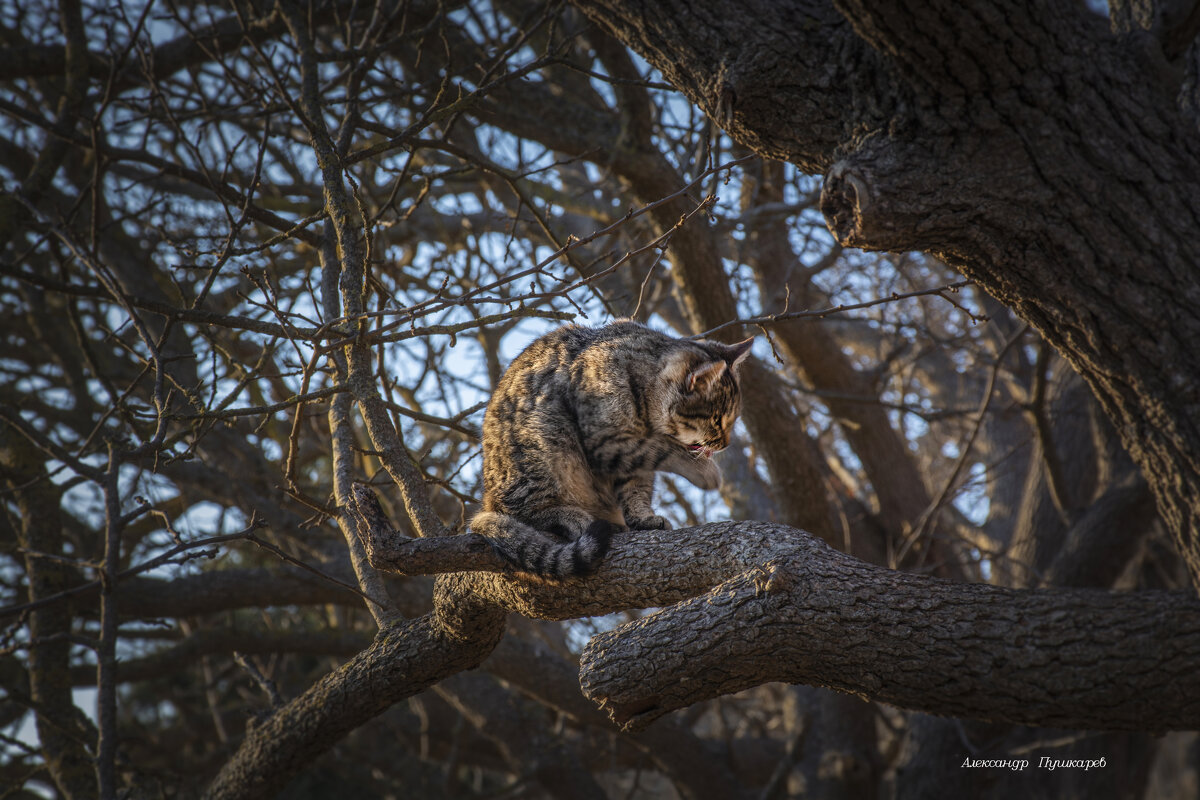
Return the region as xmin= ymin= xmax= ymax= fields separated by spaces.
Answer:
xmin=662 ymin=337 xmax=753 ymax=456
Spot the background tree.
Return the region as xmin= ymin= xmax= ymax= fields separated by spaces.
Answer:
xmin=1 ymin=1 xmax=1197 ymax=798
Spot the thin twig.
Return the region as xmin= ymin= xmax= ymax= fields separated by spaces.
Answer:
xmin=0 ymin=523 xmax=266 ymax=622
xmin=693 ymin=280 xmax=974 ymax=340
xmin=1028 ymin=340 xmax=1075 ymax=526
xmin=233 ymin=652 xmax=284 ymax=709
xmin=895 ymin=324 xmax=1029 ymax=566
xmin=245 ymin=533 xmax=390 ymax=611
xmin=367 ymin=154 xmax=755 ymax=336
xmin=170 ymin=386 xmax=345 ymax=421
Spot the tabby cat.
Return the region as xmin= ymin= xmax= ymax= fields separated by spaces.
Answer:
xmin=471 ymin=320 xmax=752 ymax=579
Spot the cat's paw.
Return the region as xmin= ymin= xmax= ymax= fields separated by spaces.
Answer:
xmin=688 ymin=457 xmax=722 ymax=491
xmin=626 ymin=515 xmax=671 ymax=531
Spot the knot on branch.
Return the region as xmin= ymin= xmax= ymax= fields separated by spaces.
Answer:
xmin=348 ymin=482 xmax=410 ymax=569
xmin=821 ymin=130 xmax=1035 ymax=256
xmin=820 ymin=160 xmax=876 ymax=248
xmin=752 ymin=559 xmax=801 ymax=597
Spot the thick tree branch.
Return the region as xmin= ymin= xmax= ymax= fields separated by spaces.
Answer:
xmin=832 ymin=0 xmax=1086 ymax=97
xmin=352 ymin=484 xmax=1200 ymax=735
xmin=1042 ymin=475 xmax=1157 ymax=589
xmin=571 ymin=0 xmax=896 ymax=170
xmin=577 ymin=527 xmax=1200 ymax=733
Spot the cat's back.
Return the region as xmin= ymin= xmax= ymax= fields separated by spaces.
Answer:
xmin=490 ymin=321 xmax=670 ymax=402
xmin=489 ymin=324 xmax=593 ymax=407
xmin=566 ymin=320 xmax=679 ymax=390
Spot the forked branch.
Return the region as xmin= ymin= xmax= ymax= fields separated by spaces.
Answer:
xmin=349 ymin=485 xmax=1200 ymax=734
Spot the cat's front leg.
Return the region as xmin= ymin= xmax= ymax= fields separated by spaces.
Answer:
xmin=660 ymin=445 xmax=722 ymax=491
xmin=616 ymin=473 xmax=671 ymax=530
xmin=582 ymin=428 xmax=720 ymax=490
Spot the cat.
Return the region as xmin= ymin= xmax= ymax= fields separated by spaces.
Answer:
xmin=470 ymin=320 xmax=752 ymax=579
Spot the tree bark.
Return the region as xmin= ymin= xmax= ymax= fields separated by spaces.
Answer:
xmin=574 ymin=524 xmax=1200 ymax=733
xmin=356 ymin=509 xmax=1200 ymax=734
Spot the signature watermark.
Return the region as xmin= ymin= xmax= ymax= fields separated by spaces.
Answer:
xmin=961 ymin=757 xmax=1106 ymax=772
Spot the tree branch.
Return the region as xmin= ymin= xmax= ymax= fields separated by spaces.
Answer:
xmin=351 ymin=483 xmax=503 ymax=573
xmin=352 ymin=485 xmax=1200 ymax=734
xmin=571 ymin=0 xmax=899 ymax=170
xmin=577 ymin=527 xmax=1200 ymax=733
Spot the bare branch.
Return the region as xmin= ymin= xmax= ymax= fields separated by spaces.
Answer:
xmin=693 ymin=279 xmax=974 ymax=340
xmin=350 ymin=483 xmax=504 ymax=574
xmin=575 ymin=525 xmax=1200 ymax=733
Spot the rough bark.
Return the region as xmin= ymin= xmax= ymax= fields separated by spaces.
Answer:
xmin=355 ymin=507 xmax=1200 ymax=734
xmin=574 ymin=524 xmax=1200 ymax=733
xmin=569 ymin=0 xmax=1200 ymax=593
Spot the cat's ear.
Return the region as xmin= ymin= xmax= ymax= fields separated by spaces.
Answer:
xmin=686 ymin=360 xmax=728 ymax=393
xmin=725 ymin=337 xmax=754 ymax=368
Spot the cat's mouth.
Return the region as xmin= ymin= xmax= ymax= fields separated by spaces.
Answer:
xmin=687 ymin=444 xmax=712 ymax=458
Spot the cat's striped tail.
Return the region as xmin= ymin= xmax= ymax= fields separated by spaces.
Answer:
xmin=470 ymin=511 xmax=617 ymax=579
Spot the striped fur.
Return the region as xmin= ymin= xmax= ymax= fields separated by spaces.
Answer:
xmin=472 ymin=321 xmax=752 ymax=579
